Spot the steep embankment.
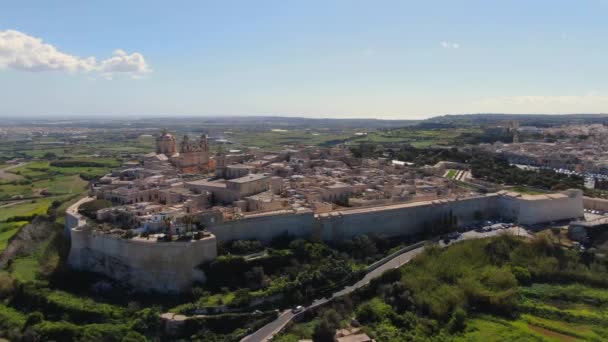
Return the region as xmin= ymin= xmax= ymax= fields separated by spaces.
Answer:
xmin=0 ymin=216 xmax=55 ymax=268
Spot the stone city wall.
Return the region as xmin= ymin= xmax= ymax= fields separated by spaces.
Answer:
xmin=67 ymin=197 xmax=217 ymax=292
xmin=208 ymin=210 xmax=316 ymax=242
xmin=64 ymin=196 xmax=95 ymax=240
xmin=209 ymin=190 xmax=584 ymax=243
xmin=583 ymin=196 xmax=608 ymax=212
xmin=67 ymin=190 xmax=584 ymax=292
xmin=516 ymin=192 xmax=584 ymax=224
xmin=68 ymin=230 xmax=216 ymax=292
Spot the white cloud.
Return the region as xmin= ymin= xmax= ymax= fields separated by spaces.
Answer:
xmin=0 ymin=29 xmax=150 ymax=79
xmin=440 ymin=41 xmax=460 ymax=49
xmin=100 ymin=49 xmax=150 ymax=74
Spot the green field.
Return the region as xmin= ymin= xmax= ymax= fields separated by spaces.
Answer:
xmin=0 ymin=221 xmax=28 ymax=252
xmin=0 ymin=174 xmax=87 ymax=200
xmin=0 ymin=198 xmax=57 ymax=222
xmin=0 ymin=133 xmax=154 ymax=160
xmin=5 ymin=159 xmax=119 ymax=181
xmin=232 ymin=129 xmax=355 ymax=149
xmin=352 ymin=127 xmax=481 ymax=148
xmin=446 ymin=169 xmax=457 ymax=179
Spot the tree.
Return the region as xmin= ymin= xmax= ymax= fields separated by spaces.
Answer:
xmin=447 ymin=308 xmax=467 ymax=334
xmin=313 ymin=309 xmax=342 ymax=342
xmin=182 ymin=215 xmax=195 ymax=233
xmin=78 ymin=199 xmax=112 ymax=218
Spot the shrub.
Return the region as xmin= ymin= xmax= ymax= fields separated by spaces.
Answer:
xmin=512 ymin=266 xmax=531 ymax=286
xmin=78 ymin=199 xmax=113 ymax=218
xmin=0 ymin=272 xmax=15 ymax=298
xmin=447 ymin=308 xmax=467 ymax=333
xmin=356 ymin=298 xmax=394 ymax=324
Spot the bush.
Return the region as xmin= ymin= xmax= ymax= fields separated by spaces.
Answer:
xmin=512 ymin=266 xmax=531 ymax=286
xmin=447 ymin=308 xmax=467 ymax=333
xmin=0 ymin=272 xmax=15 ymax=298
xmin=356 ymin=298 xmax=394 ymax=324
xmin=313 ymin=309 xmax=342 ymax=342
xmin=78 ymin=199 xmax=113 ymax=218
xmin=229 ymin=240 xmax=263 ymax=254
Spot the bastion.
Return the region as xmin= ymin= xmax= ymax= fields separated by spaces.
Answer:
xmin=65 ymin=198 xmax=217 ymax=292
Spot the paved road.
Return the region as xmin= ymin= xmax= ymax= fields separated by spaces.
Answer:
xmin=241 ymin=226 xmax=531 ymax=342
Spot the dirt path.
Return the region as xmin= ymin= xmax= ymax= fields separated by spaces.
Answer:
xmin=0 ymin=200 xmax=29 ymax=209
xmin=0 ymin=162 xmax=27 ymax=181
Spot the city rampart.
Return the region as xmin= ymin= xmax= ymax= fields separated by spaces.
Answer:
xmin=583 ymin=196 xmax=608 ymax=212
xmin=67 ymin=197 xmax=217 ymax=292
xmin=209 ymin=190 xmax=584 ymax=242
xmin=68 ymin=229 xmax=216 ymax=292
xmin=67 ymin=190 xmax=584 ymax=292
xmin=208 ymin=210 xmax=316 ymax=242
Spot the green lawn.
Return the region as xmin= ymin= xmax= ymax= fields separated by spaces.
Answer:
xmin=447 ymin=169 xmax=457 ymax=179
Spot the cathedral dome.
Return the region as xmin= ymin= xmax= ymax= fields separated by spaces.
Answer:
xmin=161 ymin=133 xmax=175 ymax=140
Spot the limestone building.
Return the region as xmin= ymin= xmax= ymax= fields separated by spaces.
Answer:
xmin=156 ymin=129 xmax=177 ymax=155
xmin=154 ymin=130 xmax=210 ymax=173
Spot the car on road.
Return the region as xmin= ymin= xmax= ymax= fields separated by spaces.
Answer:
xmin=291 ymin=305 xmax=304 ymax=314
xmin=447 ymin=232 xmax=461 ymax=240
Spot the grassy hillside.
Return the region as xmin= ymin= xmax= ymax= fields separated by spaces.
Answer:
xmin=276 ymin=235 xmax=608 ymax=342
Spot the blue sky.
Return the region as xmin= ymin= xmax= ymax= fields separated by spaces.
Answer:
xmin=1 ymin=0 xmax=607 ymax=119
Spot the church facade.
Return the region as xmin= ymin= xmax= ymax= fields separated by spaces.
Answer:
xmin=155 ymin=130 xmax=210 ymax=173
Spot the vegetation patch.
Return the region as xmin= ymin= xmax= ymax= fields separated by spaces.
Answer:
xmin=277 ymin=235 xmax=608 ymax=341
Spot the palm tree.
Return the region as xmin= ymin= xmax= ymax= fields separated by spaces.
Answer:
xmin=181 ymin=215 xmax=194 ymax=233
xmin=163 ymin=216 xmax=172 ymax=234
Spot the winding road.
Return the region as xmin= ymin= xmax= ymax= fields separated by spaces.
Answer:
xmin=241 ymin=227 xmax=532 ymax=342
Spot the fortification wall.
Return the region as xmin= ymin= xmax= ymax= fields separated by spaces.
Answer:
xmin=515 ymin=190 xmax=584 ymax=224
xmin=64 ymin=196 xmax=95 ymax=240
xmin=68 ymin=190 xmax=584 ymax=292
xmin=583 ymin=196 xmax=608 ymax=212
xmin=315 ymin=195 xmax=502 ymax=240
xmin=69 ymin=230 xmax=216 ymax=292
xmin=210 ymin=191 xmax=584 ymax=242
xmin=209 ymin=210 xmax=316 ymax=242
xmin=67 ymin=197 xmax=217 ymax=292
xmin=209 ymin=195 xmax=504 ymax=242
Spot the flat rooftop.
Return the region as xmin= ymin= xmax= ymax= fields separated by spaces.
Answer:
xmin=227 ymin=173 xmax=270 ymax=184
xmin=186 ymin=179 xmax=227 ymax=188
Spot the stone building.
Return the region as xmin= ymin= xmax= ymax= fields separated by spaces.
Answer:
xmin=156 ymin=129 xmax=177 ymax=155
xmin=154 ymin=130 xmax=210 ymax=173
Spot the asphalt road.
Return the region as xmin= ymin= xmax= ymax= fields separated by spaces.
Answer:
xmin=241 ymin=226 xmax=531 ymax=342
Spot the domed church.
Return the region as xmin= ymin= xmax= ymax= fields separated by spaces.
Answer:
xmin=154 ymin=129 xmax=210 ymax=173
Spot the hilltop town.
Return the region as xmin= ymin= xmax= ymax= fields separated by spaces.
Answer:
xmin=66 ymin=127 xmax=586 ymax=293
